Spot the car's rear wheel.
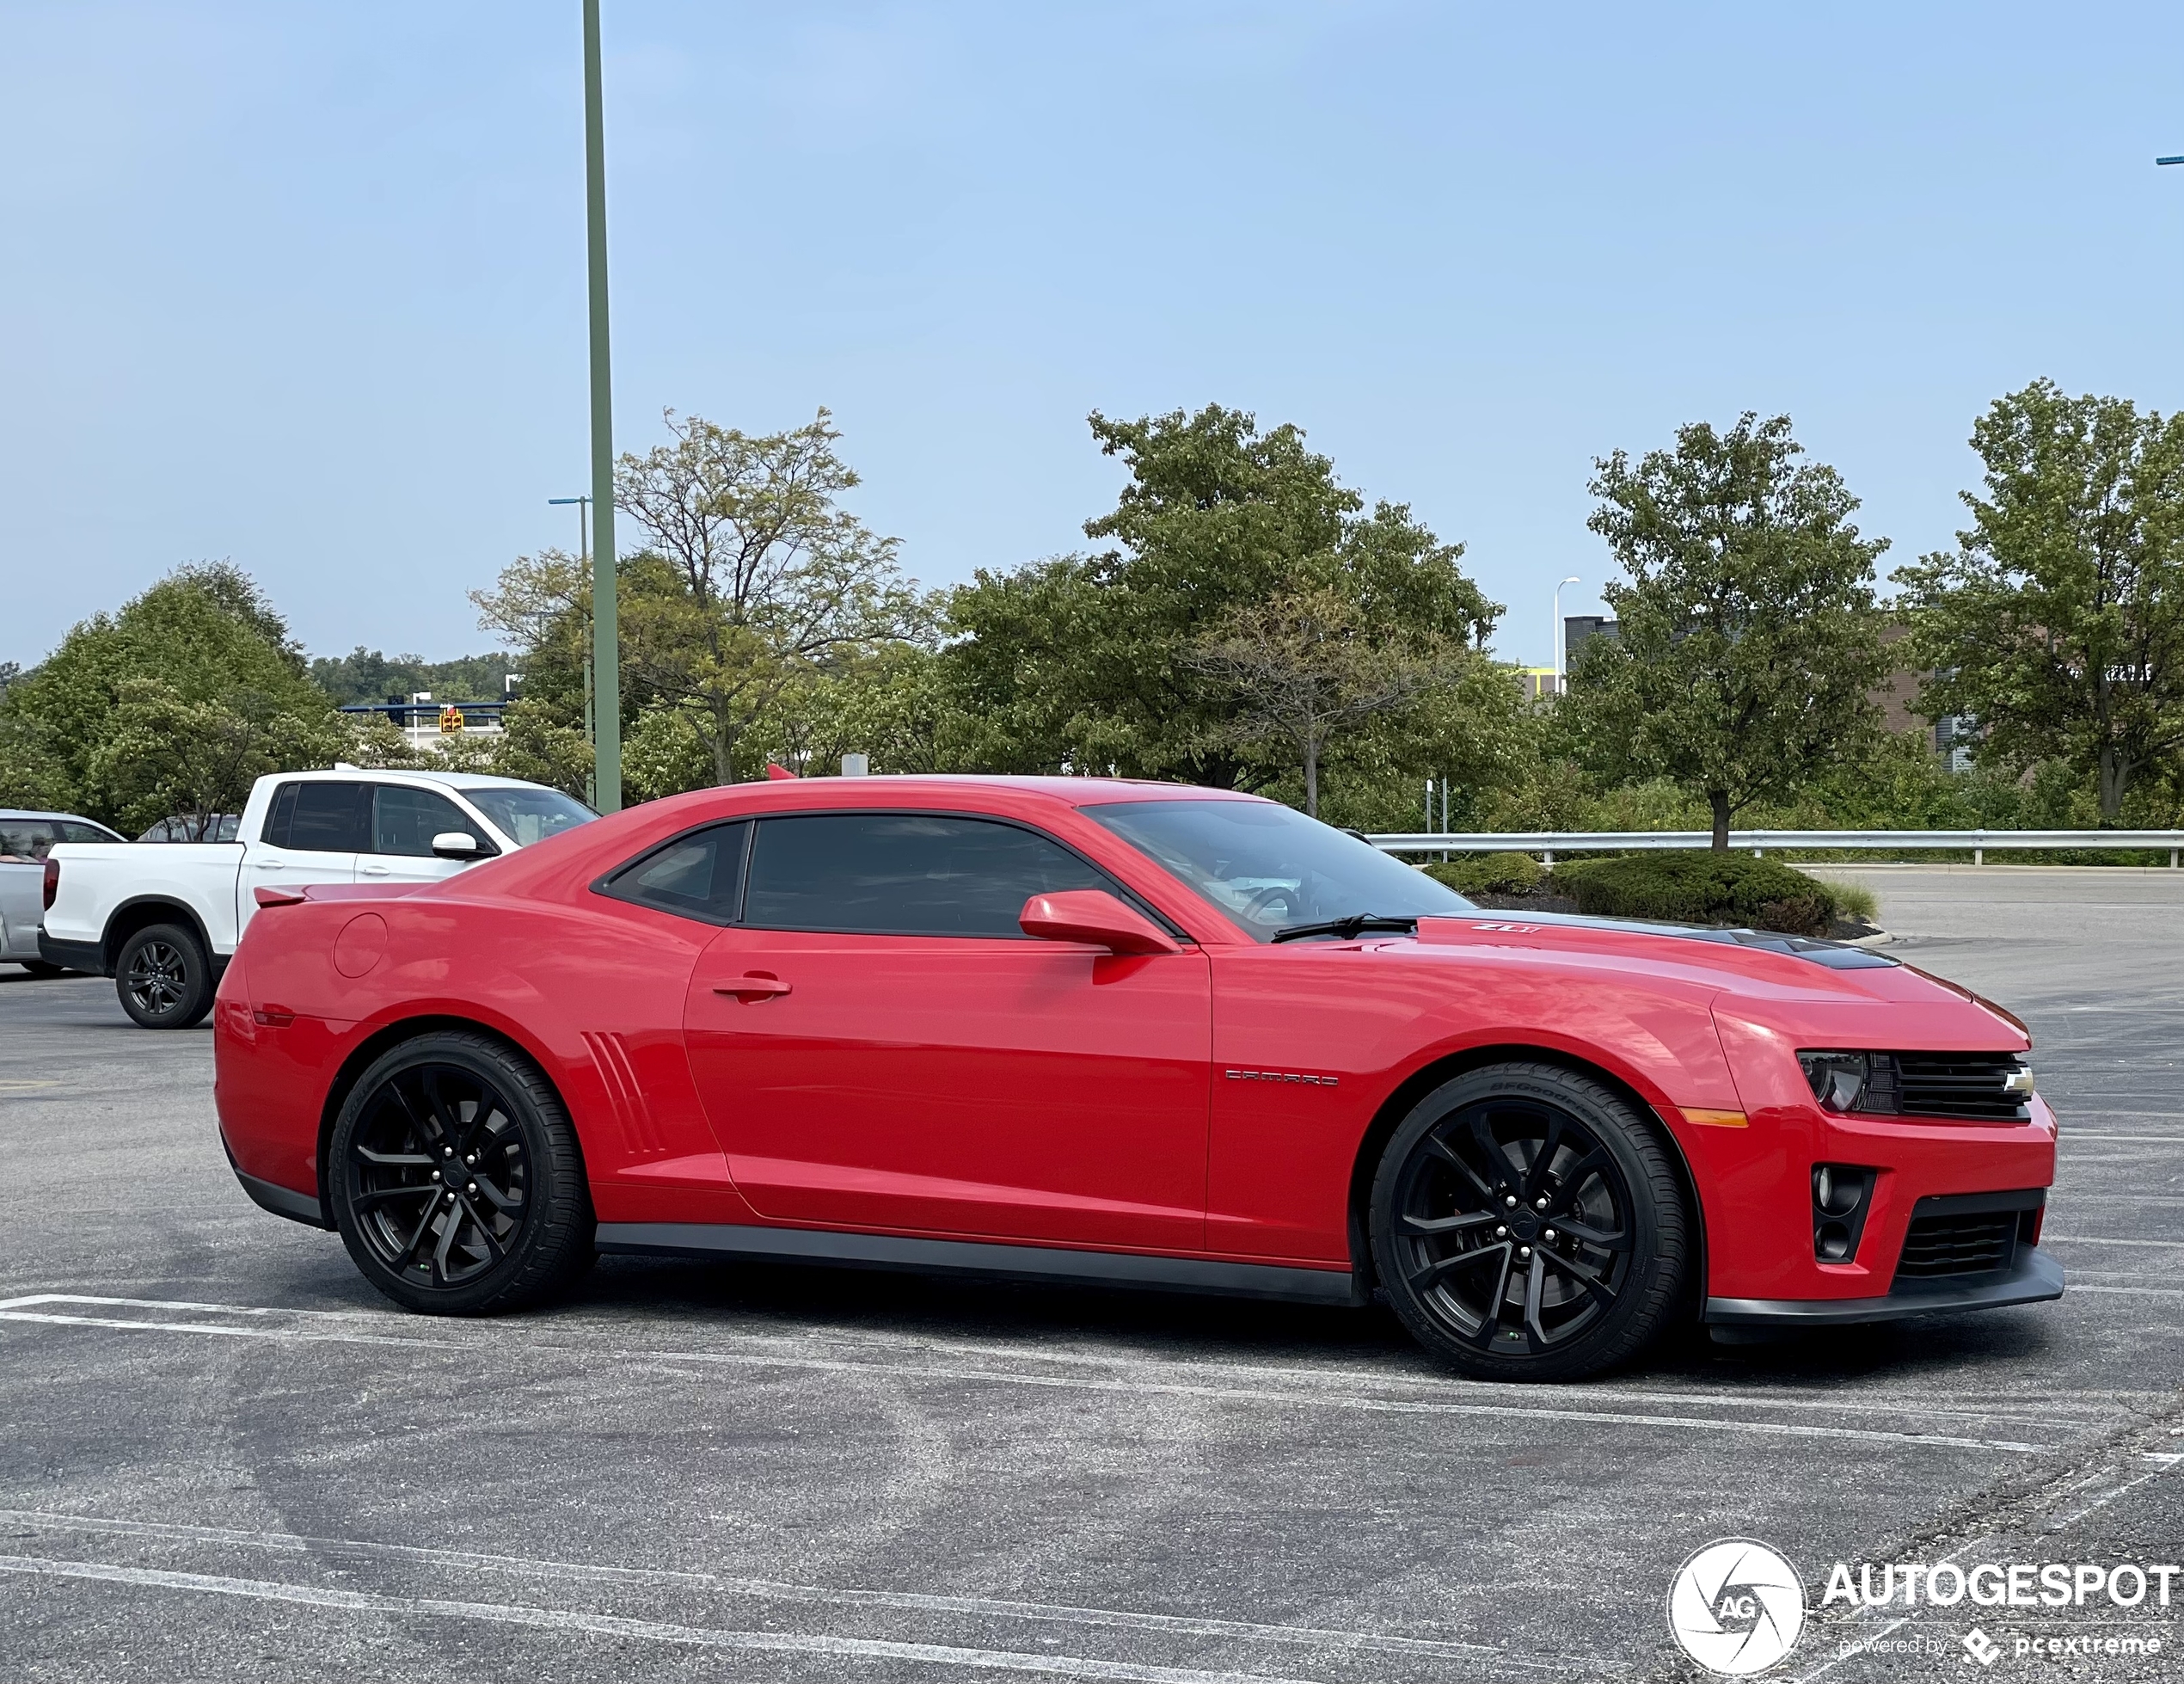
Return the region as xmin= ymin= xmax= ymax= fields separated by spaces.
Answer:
xmin=115 ymin=923 xmax=213 ymax=1029
xmin=1370 ymin=1061 xmax=1688 ymax=1381
xmin=329 ymin=1031 xmax=593 ymax=1315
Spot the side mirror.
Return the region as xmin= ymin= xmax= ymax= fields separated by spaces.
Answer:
xmin=1020 ymin=890 xmax=1181 ymax=956
xmin=431 ymin=831 xmax=482 ymax=862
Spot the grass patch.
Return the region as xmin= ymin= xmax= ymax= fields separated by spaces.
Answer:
xmin=1548 ymin=851 xmax=1852 ymax=937
xmin=1422 ymin=851 xmax=1544 ymax=897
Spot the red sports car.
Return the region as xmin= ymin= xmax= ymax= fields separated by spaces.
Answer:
xmin=213 ymin=777 xmax=2061 ymax=1380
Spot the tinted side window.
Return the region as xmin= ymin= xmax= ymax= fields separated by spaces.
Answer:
xmin=284 ymin=784 xmax=370 ymax=852
xmin=599 ymin=822 xmax=748 ymax=924
xmin=57 ymin=821 xmax=119 ymax=844
xmin=745 ymin=814 xmax=1108 ymax=937
xmin=264 ymin=784 xmax=300 ymax=849
xmin=372 ymin=785 xmax=492 ymax=857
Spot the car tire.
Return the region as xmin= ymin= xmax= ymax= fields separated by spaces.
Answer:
xmin=329 ymin=1030 xmax=594 ymax=1316
xmin=114 ymin=923 xmax=214 ymax=1029
xmin=18 ymin=960 xmax=67 ymax=979
xmin=1370 ymin=1060 xmax=1689 ymax=1382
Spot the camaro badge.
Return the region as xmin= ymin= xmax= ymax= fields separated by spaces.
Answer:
xmin=1225 ymin=1069 xmax=1339 ymax=1087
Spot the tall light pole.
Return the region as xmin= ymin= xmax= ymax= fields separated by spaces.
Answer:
xmin=1553 ymin=576 xmax=1581 ymax=691
xmin=581 ymin=0 xmax=623 ymax=812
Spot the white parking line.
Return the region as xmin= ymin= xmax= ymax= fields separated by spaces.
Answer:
xmin=0 ymin=1554 xmax=1328 ymax=1684
xmin=0 ymin=1295 xmax=2055 ymax=1453
xmin=0 ymin=1510 xmax=1516 ymax=1664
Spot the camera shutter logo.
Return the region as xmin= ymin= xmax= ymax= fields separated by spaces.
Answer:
xmin=1666 ymin=1538 xmax=1807 ymax=1675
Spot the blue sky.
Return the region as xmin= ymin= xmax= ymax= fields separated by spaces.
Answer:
xmin=4 ymin=2 xmax=2181 ymax=672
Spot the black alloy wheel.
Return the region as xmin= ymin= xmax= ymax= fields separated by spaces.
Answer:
xmin=114 ymin=922 xmax=212 ymax=1029
xmin=1371 ymin=1061 xmax=1688 ymax=1381
xmin=329 ymin=1031 xmax=594 ymax=1315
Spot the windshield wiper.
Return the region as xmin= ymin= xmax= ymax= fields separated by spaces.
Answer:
xmin=1269 ymin=913 xmax=1420 ymax=944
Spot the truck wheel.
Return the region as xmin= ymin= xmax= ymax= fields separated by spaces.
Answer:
xmin=115 ymin=923 xmax=214 ymax=1029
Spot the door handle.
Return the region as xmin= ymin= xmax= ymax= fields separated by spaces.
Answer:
xmin=253 ymin=861 xmax=283 ymax=870
xmin=713 ymin=974 xmax=791 ymax=999
xmin=360 ymin=863 xmax=390 ymax=876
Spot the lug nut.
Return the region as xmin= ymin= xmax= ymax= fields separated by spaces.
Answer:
xmin=466 ymin=1182 xmax=477 ymax=1194
xmin=1495 ymin=1226 xmax=1508 ymax=1238
xmin=1518 ymin=1246 xmax=1531 ymax=1258
xmin=465 ymin=1154 xmax=477 ymax=1166
xmin=429 ymin=1170 xmax=440 ymax=1182
xmin=1505 ymin=1195 xmax=1518 ymax=1208
xmin=1536 ymin=1197 xmax=1549 ymax=1210
xmin=445 ymin=1192 xmax=457 ymax=1204
xmin=443 ymin=1146 xmax=454 ymax=1158
xmin=1543 ymin=1228 xmax=1557 ymax=1242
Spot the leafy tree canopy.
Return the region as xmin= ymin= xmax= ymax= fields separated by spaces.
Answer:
xmin=1894 ymin=378 xmax=2184 ymax=822
xmin=0 ymin=562 xmax=340 ymax=825
xmin=944 ymin=404 xmax=1502 ymax=790
xmin=1564 ymin=414 xmax=1888 ymax=847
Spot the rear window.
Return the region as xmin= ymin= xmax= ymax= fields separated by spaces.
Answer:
xmin=266 ymin=783 xmax=370 ymax=853
xmin=598 ymin=822 xmax=749 ymax=924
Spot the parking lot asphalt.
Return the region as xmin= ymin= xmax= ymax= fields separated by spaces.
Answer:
xmin=2 ymin=866 xmax=2180 ymax=1683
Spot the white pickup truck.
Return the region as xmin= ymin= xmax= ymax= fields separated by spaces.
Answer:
xmin=40 ymin=768 xmax=596 ymax=1028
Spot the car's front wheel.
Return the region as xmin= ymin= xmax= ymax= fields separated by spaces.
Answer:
xmin=1370 ymin=1061 xmax=1689 ymax=1381
xmin=329 ymin=1031 xmax=594 ymax=1315
xmin=114 ymin=923 xmax=213 ymax=1029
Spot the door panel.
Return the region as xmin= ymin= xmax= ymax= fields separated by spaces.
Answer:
xmin=238 ymin=782 xmax=364 ymax=936
xmin=685 ymin=929 xmax=1212 ymax=1250
xmin=359 ymin=784 xmax=494 ymax=888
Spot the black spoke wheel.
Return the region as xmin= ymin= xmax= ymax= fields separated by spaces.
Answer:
xmin=330 ymin=1031 xmax=594 ymax=1315
xmin=1371 ymin=1062 xmax=1688 ymax=1381
xmin=114 ymin=922 xmax=212 ymax=1029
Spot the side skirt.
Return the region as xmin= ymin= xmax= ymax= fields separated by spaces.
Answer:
xmin=594 ymin=1222 xmax=1366 ymax=1306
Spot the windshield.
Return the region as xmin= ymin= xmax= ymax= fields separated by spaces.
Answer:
xmin=464 ymin=785 xmax=598 ymax=847
xmin=1083 ymin=798 xmax=1474 ymax=941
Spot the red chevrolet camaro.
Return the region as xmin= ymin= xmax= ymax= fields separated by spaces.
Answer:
xmin=213 ymin=776 xmax=2061 ymax=1380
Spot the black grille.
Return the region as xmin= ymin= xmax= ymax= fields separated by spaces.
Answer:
xmin=1863 ymin=1052 xmax=2031 ymax=1122
xmin=1896 ymin=1213 xmax=2017 ymax=1278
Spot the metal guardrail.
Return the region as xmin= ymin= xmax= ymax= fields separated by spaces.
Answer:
xmin=1368 ymin=829 xmax=2184 ymax=866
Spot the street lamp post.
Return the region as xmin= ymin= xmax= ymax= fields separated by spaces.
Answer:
xmin=581 ymin=0 xmax=623 ymax=812
xmin=1553 ymin=576 xmax=1581 ymax=691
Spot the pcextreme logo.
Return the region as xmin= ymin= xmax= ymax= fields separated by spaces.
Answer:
xmin=1667 ymin=1538 xmax=1807 ymax=1676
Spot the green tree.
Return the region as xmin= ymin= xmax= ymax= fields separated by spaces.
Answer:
xmin=88 ymin=679 xmax=341 ymax=836
xmin=1567 ymin=414 xmax=1888 ymax=849
xmin=945 ymin=405 xmax=1500 ymax=784
xmin=0 ymin=563 xmax=340 ymax=826
xmin=1187 ymin=585 xmax=1480 ymax=816
xmin=1894 ymin=379 xmax=2184 ymax=821
xmin=611 ymin=410 xmax=923 ymax=786
xmin=310 ymin=647 xmax=515 ymax=706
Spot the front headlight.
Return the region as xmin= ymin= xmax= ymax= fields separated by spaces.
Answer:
xmin=1799 ymin=1051 xmax=1869 ymax=1112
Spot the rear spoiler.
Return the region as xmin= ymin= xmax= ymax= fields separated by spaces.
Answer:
xmin=253 ymin=882 xmax=429 ymax=909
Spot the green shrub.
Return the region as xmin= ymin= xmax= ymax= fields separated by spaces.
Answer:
xmin=1424 ymin=851 xmax=1545 ymax=896
xmin=1548 ymin=851 xmax=1845 ymax=936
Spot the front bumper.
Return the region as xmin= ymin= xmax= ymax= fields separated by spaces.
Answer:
xmin=1705 ymin=1244 xmax=2064 ymax=1326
